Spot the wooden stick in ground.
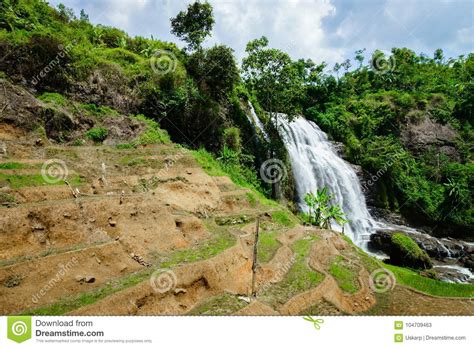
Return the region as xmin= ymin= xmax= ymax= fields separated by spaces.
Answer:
xmin=64 ymin=180 xmax=78 ymax=198
xmin=251 ymin=216 xmax=260 ymax=298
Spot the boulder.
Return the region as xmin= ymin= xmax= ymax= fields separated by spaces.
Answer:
xmin=40 ymin=106 xmax=75 ymax=141
xmin=390 ymin=233 xmax=432 ymax=269
xmin=369 ymin=230 xmax=432 ymax=269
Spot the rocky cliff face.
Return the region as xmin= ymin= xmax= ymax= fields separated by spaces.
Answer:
xmin=401 ymin=114 xmax=460 ymax=161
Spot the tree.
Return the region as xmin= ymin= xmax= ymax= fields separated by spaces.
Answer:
xmin=170 ymin=1 xmax=214 ymax=51
xmin=242 ymin=36 xmax=304 ymax=116
xmin=186 ymin=45 xmax=240 ymax=100
xmin=79 ymin=9 xmax=89 ymax=22
xmin=355 ymin=48 xmax=366 ymax=69
xmin=242 ymin=37 xmax=306 ymax=199
xmin=434 ymin=48 xmax=444 ymax=65
xmin=57 ymin=3 xmax=75 ymax=22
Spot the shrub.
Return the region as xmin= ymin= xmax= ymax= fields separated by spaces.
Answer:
xmin=85 ymin=127 xmax=108 ymax=142
xmin=38 ymin=92 xmax=68 ymax=106
xmin=132 ymin=114 xmax=170 ymax=145
xmin=223 ymin=127 xmax=241 ymax=153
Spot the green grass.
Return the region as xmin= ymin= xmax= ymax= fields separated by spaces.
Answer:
xmin=257 ymin=230 xmax=281 ymax=263
xmin=0 ymin=192 xmax=16 ymax=204
xmin=271 ymin=210 xmax=298 ymax=227
xmin=260 ymin=235 xmax=324 ymax=306
xmin=116 ymin=143 xmax=135 ymax=150
xmin=21 ymin=269 xmax=153 ymax=316
xmin=391 ymin=232 xmax=431 ymax=267
xmin=0 ymin=162 xmax=26 ymax=170
xmin=132 ymin=114 xmax=170 ymax=145
xmin=329 ymin=255 xmax=359 ymax=294
xmin=119 ymin=155 xmax=147 ymax=167
xmin=187 ymin=293 xmax=247 ymax=315
xmin=155 ymin=230 xmax=236 ymax=268
xmin=191 ymin=148 xmax=277 ymax=207
xmin=384 ymin=264 xmax=474 ymax=298
xmin=0 ymin=173 xmax=82 ymax=189
xmin=80 ymin=104 xmax=119 ymax=118
xmin=246 ymin=192 xmax=257 ymax=207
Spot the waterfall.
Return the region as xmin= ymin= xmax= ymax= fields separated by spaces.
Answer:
xmin=246 ymin=101 xmax=269 ymax=141
xmin=276 ymin=115 xmax=378 ymax=247
xmin=243 ymin=104 xmax=472 ymax=282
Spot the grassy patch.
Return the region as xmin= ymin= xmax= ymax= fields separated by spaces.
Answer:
xmin=187 ymin=293 xmax=247 ymax=315
xmin=191 ymin=148 xmax=277 ymax=207
xmin=38 ymin=92 xmax=68 ymax=106
xmin=119 ymin=155 xmax=147 ymax=167
xmin=116 ymin=143 xmax=135 ymax=150
xmin=0 ymin=162 xmax=26 ymax=170
xmin=21 ymin=269 xmax=153 ymax=316
xmin=385 ymin=264 xmax=474 ymax=298
xmin=329 ymin=255 xmax=359 ymax=294
xmin=132 ymin=114 xmax=170 ymax=145
xmin=246 ymin=192 xmax=257 ymax=207
xmin=260 ymin=235 xmax=324 ymax=307
xmin=391 ymin=232 xmax=432 ymax=268
xmin=258 ymin=230 xmax=281 ymax=263
xmin=80 ymin=104 xmax=119 ymax=118
xmin=271 ymin=210 xmax=297 ymax=227
xmin=155 ymin=229 xmax=236 ymax=268
xmin=0 ymin=192 xmax=16 ymax=204
xmin=0 ymin=173 xmax=82 ymax=189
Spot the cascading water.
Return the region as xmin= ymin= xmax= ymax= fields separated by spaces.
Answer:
xmin=276 ymin=115 xmax=378 ymax=247
xmin=246 ymin=101 xmax=269 ymax=141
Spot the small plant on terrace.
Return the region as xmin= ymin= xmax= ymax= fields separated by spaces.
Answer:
xmin=304 ymin=187 xmax=348 ymax=232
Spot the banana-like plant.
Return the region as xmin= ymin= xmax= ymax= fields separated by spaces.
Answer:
xmin=304 ymin=187 xmax=348 ymax=232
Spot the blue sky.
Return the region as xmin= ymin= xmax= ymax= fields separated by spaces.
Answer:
xmin=49 ymin=0 xmax=473 ymax=67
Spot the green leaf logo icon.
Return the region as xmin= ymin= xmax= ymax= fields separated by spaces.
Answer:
xmin=8 ymin=316 xmax=32 ymax=343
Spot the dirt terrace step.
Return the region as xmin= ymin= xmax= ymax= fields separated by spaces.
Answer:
xmin=0 ymin=241 xmax=142 ymax=315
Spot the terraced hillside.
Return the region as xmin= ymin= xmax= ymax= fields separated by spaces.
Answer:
xmin=1 ymin=122 xmax=473 ymax=316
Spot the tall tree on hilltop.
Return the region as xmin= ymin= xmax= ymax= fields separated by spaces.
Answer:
xmin=170 ymin=1 xmax=214 ymax=51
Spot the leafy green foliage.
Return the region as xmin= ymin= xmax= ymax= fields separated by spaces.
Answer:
xmin=132 ymin=114 xmax=170 ymax=145
xmin=304 ymin=50 xmax=474 ymax=230
xmin=170 ymin=1 xmax=214 ymax=51
xmin=186 ymin=45 xmax=240 ymax=100
xmin=304 ymin=187 xmax=348 ymax=230
xmin=85 ymin=127 xmax=108 ymax=142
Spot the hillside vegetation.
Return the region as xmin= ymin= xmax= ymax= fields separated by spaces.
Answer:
xmin=0 ymin=0 xmax=472 ymax=235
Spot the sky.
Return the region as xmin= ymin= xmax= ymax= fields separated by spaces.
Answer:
xmin=48 ymin=0 xmax=474 ymax=67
